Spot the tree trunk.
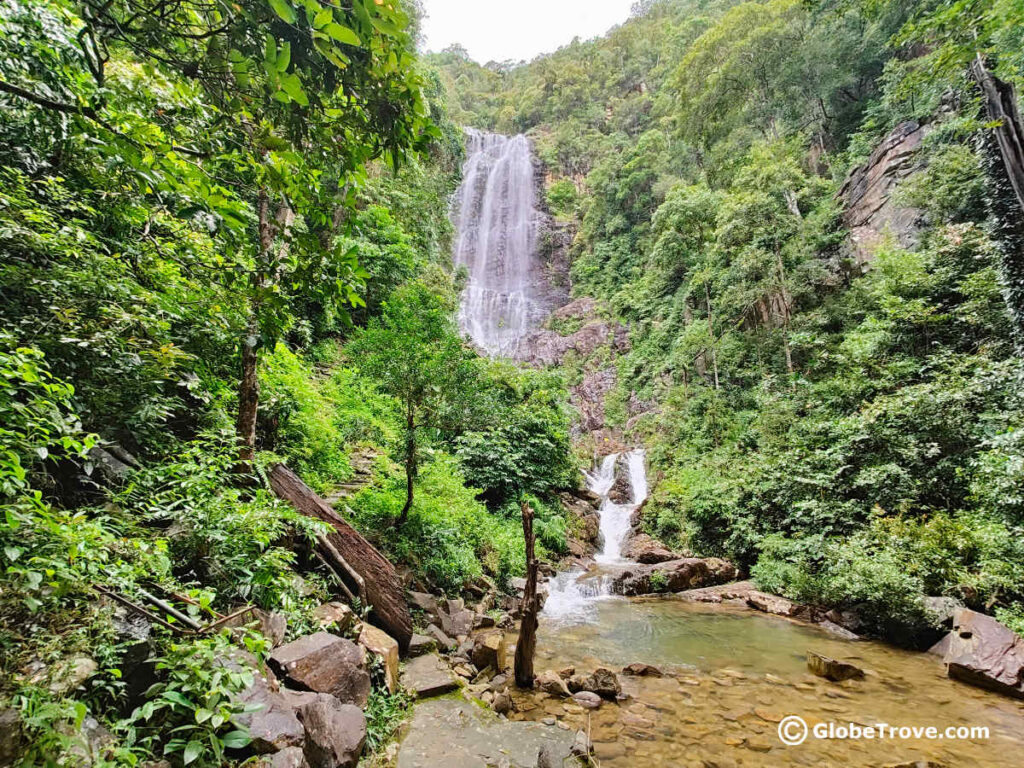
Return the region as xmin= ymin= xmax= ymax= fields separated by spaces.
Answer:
xmin=704 ymin=282 xmax=720 ymax=390
xmin=514 ymin=501 xmax=539 ymax=689
xmin=236 ymin=314 xmax=260 ymax=468
xmin=972 ymin=55 xmax=1024 ymax=214
xmin=269 ymin=463 xmax=414 ymax=654
xmin=396 ymin=408 xmax=415 ymax=528
xmin=773 ymin=247 xmax=795 ymax=379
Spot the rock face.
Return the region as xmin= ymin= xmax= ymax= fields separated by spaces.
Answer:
xmin=837 ymin=119 xmax=929 ymax=267
xmin=939 ymin=609 xmax=1024 ymax=699
xmin=612 ymin=557 xmax=739 ymax=596
xmin=0 ymin=708 xmax=23 ymax=767
xmin=232 ymin=671 xmax=305 ymax=754
xmin=407 ymin=633 xmax=437 ymax=658
xmin=312 ymin=602 xmax=354 ymax=633
xmin=807 ymin=651 xmax=865 ymax=682
xmin=621 ymin=534 xmax=676 ymax=564
xmin=269 ymin=632 xmax=370 ymax=707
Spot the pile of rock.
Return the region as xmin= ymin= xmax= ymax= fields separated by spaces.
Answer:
xmin=611 ymin=557 xmax=739 ymax=596
xmin=534 ymin=666 xmax=624 ymax=708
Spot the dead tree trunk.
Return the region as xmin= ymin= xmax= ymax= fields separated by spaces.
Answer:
xmin=269 ymin=463 xmax=413 ymax=654
xmin=514 ymin=501 xmax=539 ymax=688
xmin=972 ymin=55 xmax=1024 ymax=214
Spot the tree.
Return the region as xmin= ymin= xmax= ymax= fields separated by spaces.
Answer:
xmin=0 ymin=0 xmax=438 ymax=468
xmin=349 ymin=282 xmax=479 ymax=526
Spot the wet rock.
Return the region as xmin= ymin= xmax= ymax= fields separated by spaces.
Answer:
xmin=568 ymin=668 xmax=621 ymax=700
xmin=571 ymin=729 xmax=593 ymax=760
xmin=425 ymin=624 xmax=456 ymax=652
xmin=818 ymin=619 xmax=860 ymax=641
xmin=473 ymin=613 xmax=496 ymax=630
xmin=312 ymin=602 xmax=354 ymax=633
xmin=942 ymin=608 xmax=1024 ymax=699
xmin=296 ymin=694 xmax=366 ymax=768
xmin=572 ymin=691 xmax=602 ymax=709
xmin=269 ymin=632 xmax=370 ymax=707
xmin=746 ymin=591 xmax=802 ymax=617
xmin=613 ymin=557 xmax=739 ymax=596
xmin=493 ymin=692 xmax=512 ymax=714
xmin=806 ymin=651 xmax=865 ymax=682
xmin=401 ymin=653 xmax=459 ymax=698
xmin=622 ymin=662 xmax=662 ymax=677
xmin=497 ymin=612 xmax=515 ymax=629
xmin=358 ymin=624 xmax=399 ymax=693
xmin=537 ymin=670 xmax=572 ymax=697
xmin=470 ymin=631 xmax=506 ymax=672
xmin=622 ymin=534 xmax=676 ymax=564
xmin=407 ymin=633 xmax=437 ymax=658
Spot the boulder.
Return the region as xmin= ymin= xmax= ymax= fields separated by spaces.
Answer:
xmin=28 ymin=656 xmax=97 ymax=695
xmin=232 ymin=671 xmax=305 ymax=754
xmin=265 ymin=748 xmax=309 ymax=768
xmin=473 ymin=614 xmax=496 ymax=630
xmin=0 ymin=708 xmax=23 ymax=767
xmin=269 ymin=632 xmax=370 ymax=707
xmin=407 ymin=591 xmax=440 ymax=621
xmin=401 ymin=653 xmax=459 ymax=699
xmin=536 ymin=670 xmax=571 ymax=697
xmin=942 ymin=609 xmax=1024 ymax=699
xmin=295 ymin=694 xmax=366 ymax=768
xmin=621 ymin=534 xmax=676 ymax=564
xmin=622 ymin=662 xmax=662 ymax=677
xmin=582 ymin=668 xmax=621 ymax=700
xmin=572 ymin=691 xmax=602 ymax=709
xmin=492 ymin=691 xmax=512 ymax=715
xmin=312 ymin=602 xmax=354 ymax=633
xmin=612 ymin=557 xmax=739 ymax=596
xmin=807 ymin=651 xmax=865 ymax=682
xmin=407 ymin=634 xmax=437 ymax=658
xmin=470 ymin=631 xmax=506 ymax=672
xmin=746 ymin=591 xmax=802 ymax=617
xmin=358 ymin=625 xmax=399 ymax=693
xmin=439 ymin=607 xmax=475 ymax=639
xmin=425 ymin=624 xmax=456 ymax=652
xmin=256 ymin=610 xmax=288 ymax=647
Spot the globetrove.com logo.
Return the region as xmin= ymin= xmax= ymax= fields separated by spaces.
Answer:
xmin=777 ymin=715 xmax=990 ymax=746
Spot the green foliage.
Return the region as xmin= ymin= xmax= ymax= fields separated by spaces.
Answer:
xmin=364 ymin=687 xmax=413 ymax=757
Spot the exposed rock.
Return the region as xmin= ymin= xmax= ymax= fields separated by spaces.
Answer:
xmin=473 ymin=613 xmax=496 ymax=630
xmin=746 ymin=591 xmax=803 ymax=617
xmin=28 ymin=655 xmax=98 ymax=695
xmin=924 ymin=596 xmax=963 ymax=628
xmin=520 ymin=317 xmax=629 ymax=368
xmin=941 ymin=608 xmax=1024 ymax=699
xmin=265 ymin=747 xmax=309 ymax=768
xmin=572 ymin=691 xmax=602 ymax=709
xmin=0 ymin=708 xmax=23 ymax=767
xmin=818 ymin=619 xmax=861 ymax=641
xmin=400 ymin=653 xmax=459 ymax=698
xmin=268 ymin=632 xmax=370 ymax=707
xmin=537 ymin=743 xmax=561 ymax=768
xmin=312 ymin=602 xmax=354 ymax=633
xmin=612 ymin=557 xmax=739 ymax=596
xmin=675 ymin=580 xmax=757 ymax=603
xmin=621 ymin=534 xmax=676 ymax=564
xmin=622 ymin=662 xmax=662 ymax=677
xmin=439 ymin=607 xmax=475 ymax=638
xmin=62 ymin=715 xmax=115 ymax=766
xmin=492 ymin=691 xmax=512 ymax=714
xmin=256 ymin=610 xmax=288 ymax=647
xmin=807 ymin=651 xmax=865 ymax=682
xmin=572 ymin=368 xmax=618 ymax=434
xmin=233 ymin=669 xmax=305 ymax=754
xmin=407 ymin=633 xmax=437 ymax=658
xmin=571 ymin=729 xmax=593 ymax=760
xmin=471 ymin=631 xmax=507 ymax=672
xmin=425 ymin=624 xmax=456 ymax=652
xmin=838 ymin=119 xmax=929 ymax=267
xmin=536 ymin=669 xmax=572 ymax=697
xmin=406 ymin=591 xmax=439 ymax=621
xmin=109 ymin=602 xmax=154 ymax=703
xmin=296 ymin=694 xmax=366 ymax=768
xmin=358 ymin=624 xmax=399 ymax=693
xmin=567 ymin=668 xmax=621 ymax=700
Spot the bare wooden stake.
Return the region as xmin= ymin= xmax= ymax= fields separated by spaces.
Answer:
xmin=514 ymin=500 xmax=539 ymax=688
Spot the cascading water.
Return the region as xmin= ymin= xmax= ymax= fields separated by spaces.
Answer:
xmin=543 ymin=449 xmax=649 ymax=624
xmin=452 ymin=128 xmax=552 ymax=358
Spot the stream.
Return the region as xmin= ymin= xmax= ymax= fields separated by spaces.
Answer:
xmin=518 ymin=450 xmax=1024 ymax=766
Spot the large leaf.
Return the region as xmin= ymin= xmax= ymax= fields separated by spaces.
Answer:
xmin=325 ymin=23 xmax=362 ymax=46
xmin=268 ymin=0 xmax=297 ymax=23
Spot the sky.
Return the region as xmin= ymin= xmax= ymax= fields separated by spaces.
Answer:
xmin=419 ymin=0 xmax=636 ymax=64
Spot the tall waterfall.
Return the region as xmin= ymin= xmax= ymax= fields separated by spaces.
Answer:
xmin=452 ymin=129 xmax=552 ymax=358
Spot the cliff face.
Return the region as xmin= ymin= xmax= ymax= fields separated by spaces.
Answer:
xmin=838 ymin=120 xmax=930 ymax=267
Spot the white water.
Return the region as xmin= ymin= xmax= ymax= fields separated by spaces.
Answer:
xmin=452 ymin=129 xmax=550 ymax=358
xmin=543 ymin=449 xmax=649 ymax=624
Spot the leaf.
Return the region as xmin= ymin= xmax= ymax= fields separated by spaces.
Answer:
xmin=35 ymin=446 xmax=48 ymax=460
xmin=219 ymin=730 xmax=252 ymax=750
xmin=280 ymin=74 xmax=309 ymax=106
xmin=369 ymin=15 xmax=402 ymax=37
xmin=314 ymin=7 xmax=333 ymax=28
xmin=4 ymin=546 xmax=21 ymax=562
xmin=162 ymin=690 xmax=194 ymax=709
xmin=267 ymin=0 xmax=297 ymax=23
xmin=182 ymin=740 xmax=203 ymax=765
xmin=277 ymin=41 xmax=291 ymax=72
xmin=325 ymin=23 xmax=362 ymax=46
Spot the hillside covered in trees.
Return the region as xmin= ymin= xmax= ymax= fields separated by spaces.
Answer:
xmin=433 ymin=0 xmax=1024 ymax=641
xmin=2 ymin=0 xmax=1024 ymax=764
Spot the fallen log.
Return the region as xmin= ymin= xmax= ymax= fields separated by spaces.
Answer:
xmin=268 ymin=463 xmax=413 ymax=654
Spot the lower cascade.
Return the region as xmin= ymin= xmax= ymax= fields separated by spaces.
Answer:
xmin=543 ymin=449 xmax=649 ymax=624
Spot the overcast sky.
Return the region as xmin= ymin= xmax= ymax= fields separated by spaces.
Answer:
xmin=419 ymin=0 xmax=636 ymax=64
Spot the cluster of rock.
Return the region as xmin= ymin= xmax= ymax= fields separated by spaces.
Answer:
xmin=611 ymin=557 xmax=740 ymax=596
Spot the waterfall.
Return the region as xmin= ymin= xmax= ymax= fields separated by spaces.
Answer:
xmin=543 ymin=449 xmax=650 ymax=624
xmin=452 ymin=128 xmax=551 ymax=358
